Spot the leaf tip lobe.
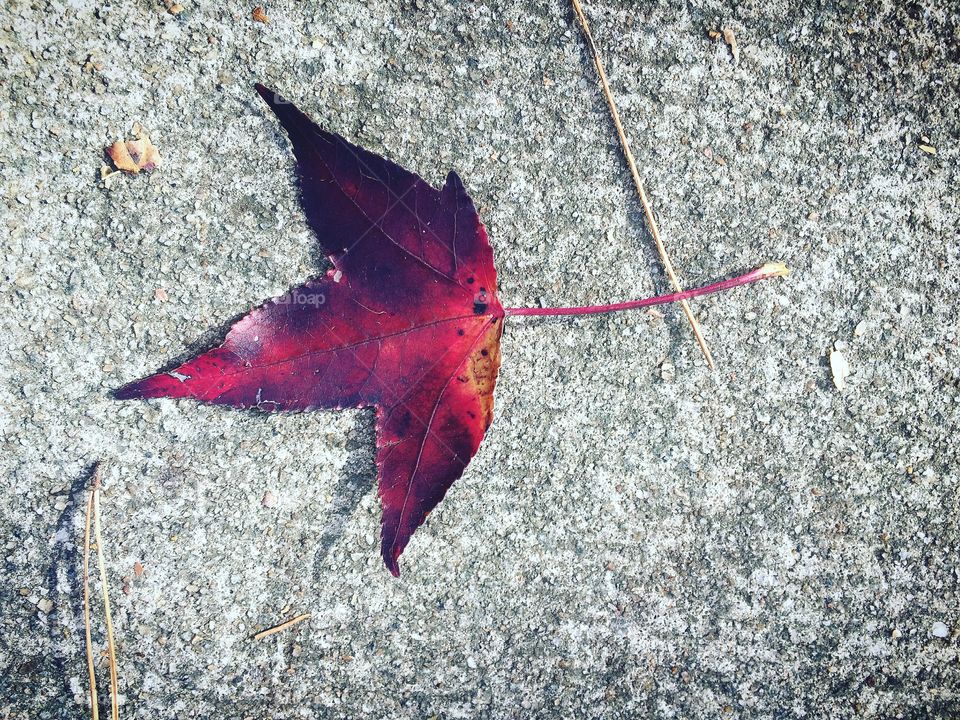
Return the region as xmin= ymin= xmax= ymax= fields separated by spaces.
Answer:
xmin=384 ymin=552 xmax=401 ymax=578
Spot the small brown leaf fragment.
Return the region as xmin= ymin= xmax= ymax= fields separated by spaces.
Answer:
xmin=707 ymin=29 xmax=722 ymax=40
xmin=107 ymin=141 xmax=139 ymax=173
xmin=134 ymin=561 xmax=145 ymax=577
xmin=918 ymin=144 xmax=936 ymax=155
xmin=722 ymin=27 xmax=739 ymax=63
xmin=252 ymin=6 xmax=269 ymax=23
xmin=164 ymin=0 xmax=184 ymax=15
xmin=106 ymin=127 xmax=161 ymax=175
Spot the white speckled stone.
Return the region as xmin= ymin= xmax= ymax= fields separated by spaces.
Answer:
xmin=1 ymin=1 xmax=958 ymax=718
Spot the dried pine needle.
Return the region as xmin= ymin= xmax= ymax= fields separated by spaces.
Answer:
xmin=83 ymin=464 xmax=120 ymax=720
xmin=83 ymin=467 xmax=99 ymax=720
xmin=253 ymin=613 xmax=312 ymax=640
xmin=570 ymin=0 xmax=716 ymax=369
xmin=91 ymin=470 xmax=120 ymax=720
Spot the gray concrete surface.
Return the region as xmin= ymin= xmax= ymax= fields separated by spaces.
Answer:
xmin=2 ymin=1 xmax=958 ymax=718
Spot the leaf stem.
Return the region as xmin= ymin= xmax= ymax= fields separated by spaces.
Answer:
xmin=504 ymin=263 xmax=788 ymax=317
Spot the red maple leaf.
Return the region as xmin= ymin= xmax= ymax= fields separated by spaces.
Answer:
xmin=118 ymin=85 xmax=786 ymax=575
xmin=119 ymin=85 xmax=504 ymax=576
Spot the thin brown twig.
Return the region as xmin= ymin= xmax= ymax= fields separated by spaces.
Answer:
xmin=92 ymin=470 xmax=120 ymax=720
xmin=570 ymin=0 xmax=716 ymax=369
xmin=83 ymin=466 xmax=99 ymax=720
xmin=253 ymin=613 xmax=312 ymax=641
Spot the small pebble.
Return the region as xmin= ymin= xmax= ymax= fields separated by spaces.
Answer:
xmin=660 ymin=360 xmax=676 ymax=382
xmin=932 ymin=621 xmax=949 ymax=638
xmin=830 ymin=349 xmax=850 ymax=390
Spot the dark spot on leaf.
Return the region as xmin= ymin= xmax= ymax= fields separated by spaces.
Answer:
xmin=457 ymin=328 xmax=465 ymax=336
xmin=480 ymin=349 xmax=488 ymax=356
xmin=473 ymin=301 xmax=487 ymax=315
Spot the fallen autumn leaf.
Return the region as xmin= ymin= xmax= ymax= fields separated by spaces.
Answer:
xmin=117 ymin=85 xmax=787 ymax=575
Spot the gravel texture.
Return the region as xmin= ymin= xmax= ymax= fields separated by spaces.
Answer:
xmin=2 ymin=1 xmax=958 ymax=718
